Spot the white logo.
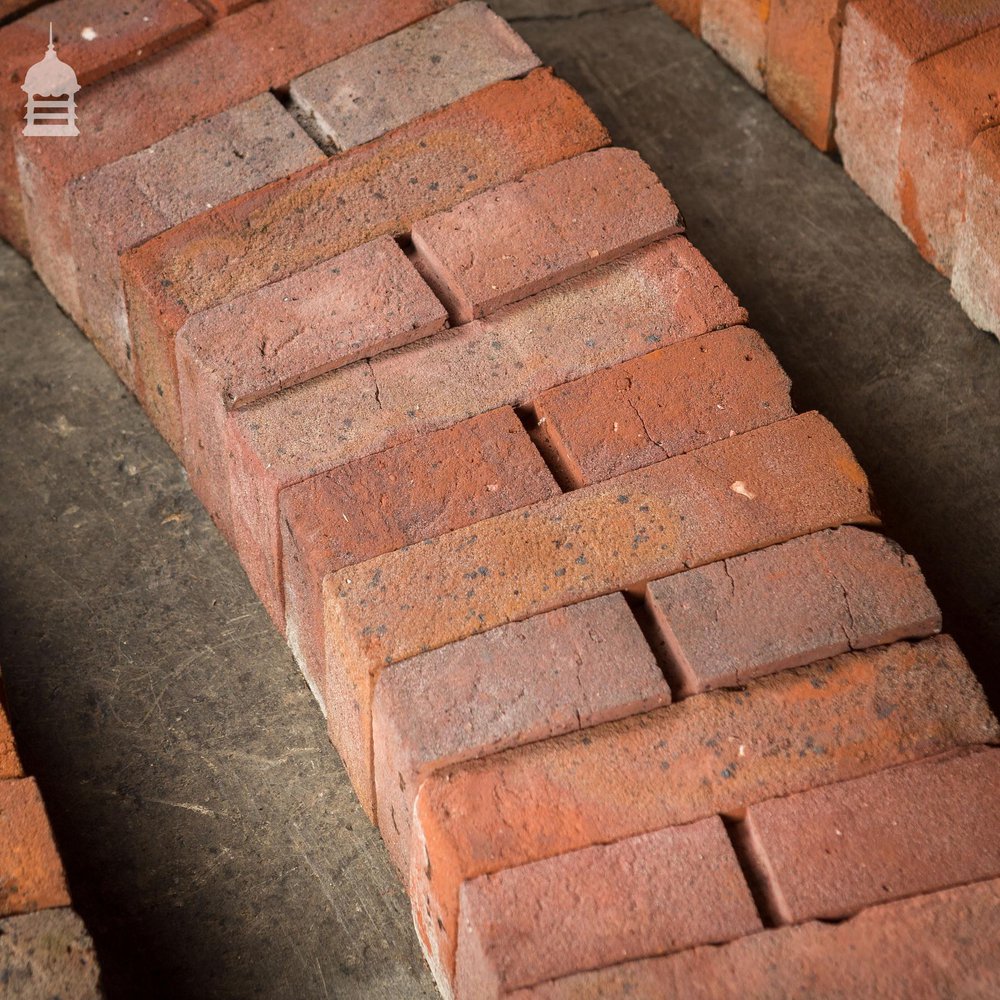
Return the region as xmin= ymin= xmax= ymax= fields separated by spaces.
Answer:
xmin=22 ymin=24 xmax=80 ymax=137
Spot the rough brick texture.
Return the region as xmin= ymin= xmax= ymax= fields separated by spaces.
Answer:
xmin=0 ymin=702 xmax=20 ymax=779
xmin=701 ymin=0 xmax=768 ymax=92
xmin=646 ymin=526 xmax=941 ymax=695
xmin=372 ymin=593 xmax=669 ymax=883
xmin=410 ymin=148 xmax=683 ymax=323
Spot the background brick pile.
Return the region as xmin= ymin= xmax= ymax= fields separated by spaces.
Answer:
xmin=654 ymin=0 xmax=1000 ymax=339
xmin=1 ymin=2 xmax=998 ymax=997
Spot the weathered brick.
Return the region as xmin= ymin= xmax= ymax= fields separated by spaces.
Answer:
xmin=0 ymin=779 xmax=70 ymax=917
xmin=124 ymin=69 xmax=608 ymax=439
xmin=279 ymin=405 xmax=559 ymax=699
xmin=646 ymin=526 xmax=940 ymax=695
xmin=652 ymin=0 xmax=703 ymax=35
xmin=411 ymin=148 xmax=683 ymax=323
xmin=835 ymin=0 xmax=1000 ymax=223
xmin=372 ymin=593 xmax=668 ymax=883
xmin=194 ymin=0 xmax=258 ymax=17
xmin=457 ymin=817 xmax=760 ymax=999
xmin=701 ymin=0 xmax=768 ymax=92
xmin=68 ymin=93 xmax=323 ymax=388
xmin=410 ymin=635 xmax=998 ymax=988
xmin=531 ymin=326 xmax=792 ymax=487
xmin=897 ymin=28 xmax=1000 ymax=274
xmin=0 ymin=703 xmax=20 ymax=779
xmin=289 ymin=2 xmax=540 ymax=151
xmin=177 ymin=235 xmax=446 ymax=540
xmin=745 ymin=747 xmax=1000 ymax=923
xmin=512 ymin=878 xmax=1000 ymax=999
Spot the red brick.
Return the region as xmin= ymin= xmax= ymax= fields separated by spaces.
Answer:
xmin=289 ymin=3 xmax=540 ymax=151
xmin=227 ymin=237 xmax=743 ymax=650
xmin=898 ymin=28 xmax=1000 ymax=273
xmin=456 ymin=817 xmax=760 ymax=998
xmin=652 ymin=0 xmax=703 ymax=35
xmin=177 ymin=235 xmax=446 ymax=541
xmin=765 ymin=0 xmax=846 ymax=151
xmin=531 ymin=326 xmax=792 ymax=487
xmin=194 ymin=0 xmax=259 ymax=17
xmin=745 ymin=747 xmax=1000 ymax=923
xmin=372 ymin=593 xmax=668 ymax=883
xmin=410 ymin=635 xmax=998 ymax=989
xmin=0 ymin=778 xmax=70 ymax=917
xmin=279 ymin=405 xmax=560 ymax=701
xmin=124 ymin=69 xmax=608 ymax=442
xmin=512 ymin=877 xmax=1000 ymax=999
xmin=836 ymin=0 xmax=1000 ymax=223
xmin=701 ymin=0 xmax=769 ymax=92
xmin=410 ymin=148 xmax=683 ymax=323
xmin=646 ymin=526 xmax=940 ymax=695
xmin=0 ymin=703 xmax=20 ymax=779
xmin=68 ymin=93 xmax=323 ymax=388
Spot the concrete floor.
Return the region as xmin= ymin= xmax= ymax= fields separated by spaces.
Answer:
xmin=0 ymin=2 xmax=996 ymax=997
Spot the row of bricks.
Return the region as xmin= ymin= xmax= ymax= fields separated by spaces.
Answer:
xmin=654 ymin=0 xmax=1000 ymax=338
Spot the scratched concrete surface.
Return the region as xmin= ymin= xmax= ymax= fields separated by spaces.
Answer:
xmin=0 ymin=2 xmax=997 ymax=997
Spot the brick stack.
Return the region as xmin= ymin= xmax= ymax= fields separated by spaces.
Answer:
xmin=654 ymin=0 xmax=1000 ymax=339
xmin=1 ymin=2 xmax=998 ymax=997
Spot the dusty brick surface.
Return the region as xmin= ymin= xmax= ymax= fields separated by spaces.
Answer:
xmin=68 ymin=93 xmax=323 ymax=388
xmin=456 ymin=817 xmax=760 ymax=998
xmin=646 ymin=526 xmax=941 ymax=695
xmin=409 ymin=635 xmax=998 ymax=988
xmin=652 ymin=0 xmax=703 ymax=35
xmin=410 ymin=148 xmax=683 ymax=323
xmin=290 ymin=3 xmax=540 ymax=150
xmin=372 ymin=593 xmax=668 ymax=883
xmin=195 ymin=0 xmax=259 ymax=16
xmin=279 ymin=406 xmax=559 ymax=699
xmin=745 ymin=747 xmax=1000 ymax=923
xmin=531 ymin=326 xmax=792 ymax=487
xmin=701 ymin=0 xmax=768 ymax=92
xmin=0 ymin=703 xmax=20 ymax=779
xmin=177 ymin=236 xmax=446 ymax=542
xmin=512 ymin=878 xmax=1000 ymax=999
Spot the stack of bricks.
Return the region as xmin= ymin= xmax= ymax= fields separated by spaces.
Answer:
xmin=2 ymin=1 xmax=999 ymax=996
xmin=654 ymin=0 xmax=1000 ymax=339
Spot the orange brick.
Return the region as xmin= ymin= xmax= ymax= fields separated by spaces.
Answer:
xmin=651 ymin=0 xmax=703 ymax=35
xmin=702 ymin=0 xmax=769 ymax=92
xmin=0 ymin=703 xmax=20 ymax=779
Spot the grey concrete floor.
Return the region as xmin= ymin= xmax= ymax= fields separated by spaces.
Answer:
xmin=0 ymin=2 xmax=996 ymax=997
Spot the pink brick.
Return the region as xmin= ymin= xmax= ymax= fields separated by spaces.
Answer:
xmin=701 ymin=0 xmax=768 ymax=92
xmin=411 ymin=148 xmax=683 ymax=323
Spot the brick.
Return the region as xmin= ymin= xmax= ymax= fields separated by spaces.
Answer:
xmin=124 ymin=69 xmax=608 ymax=440
xmin=372 ymin=593 xmax=668 ymax=883
xmin=14 ymin=0 xmax=460 ymax=320
xmin=411 ymin=148 xmax=683 ymax=323
xmin=952 ymin=126 xmax=1000 ymax=337
xmin=456 ymin=817 xmax=760 ymax=998
xmin=701 ymin=0 xmax=768 ymax=92
xmin=0 ymin=702 xmax=20 ymax=779
xmin=652 ymin=0 xmax=703 ymax=35
xmin=409 ymin=635 xmax=998 ymax=988
xmin=279 ymin=405 xmax=560 ymax=700
xmin=0 ymin=779 xmax=69 ymax=917
xmin=512 ymin=878 xmax=1000 ymax=999
xmin=898 ymin=28 xmax=1000 ymax=274
xmin=745 ymin=747 xmax=1000 ymax=924
xmin=531 ymin=326 xmax=792 ymax=487
xmin=68 ymin=93 xmax=323 ymax=388
xmin=646 ymin=526 xmax=941 ymax=695
xmin=195 ymin=0 xmax=258 ymax=17
xmin=227 ymin=237 xmax=743 ymax=653
xmin=177 ymin=236 xmax=446 ymax=540
xmin=289 ymin=2 xmax=540 ymax=151
xmin=835 ymin=0 xmax=1000 ymax=223
xmin=765 ymin=0 xmax=845 ymax=151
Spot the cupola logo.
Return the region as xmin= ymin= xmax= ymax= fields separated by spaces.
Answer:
xmin=22 ymin=24 xmax=80 ymax=137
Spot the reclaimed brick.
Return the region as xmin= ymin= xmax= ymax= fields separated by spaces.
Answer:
xmin=456 ymin=817 xmax=760 ymax=998
xmin=646 ymin=526 xmax=941 ymax=695
xmin=0 ymin=702 xmax=20 ymax=779
xmin=652 ymin=0 xmax=703 ymax=35
xmin=372 ymin=593 xmax=668 ymax=883
xmin=410 ymin=635 xmax=999 ymax=989
xmin=701 ymin=0 xmax=768 ymax=92
xmin=279 ymin=405 xmax=560 ymax=701
xmin=410 ymin=148 xmax=683 ymax=323
xmin=531 ymin=326 xmax=792 ymax=487
xmin=289 ymin=2 xmax=540 ymax=151
xmin=125 ymin=68 xmax=608 ymax=439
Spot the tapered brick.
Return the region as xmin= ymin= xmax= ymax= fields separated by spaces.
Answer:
xmin=701 ymin=0 xmax=768 ymax=92
xmin=372 ymin=593 xmax=668 ymax=883
xmin=646 ymin=526 xmax=940 ymax=695
xmin=411 ymin=148 xmax=683 ymax=323
xmin=457 ymin=817 xmax=760 ymax=999
xmin=0 ymin=703 xmax=20 ymax=779
xmin=651 ymin=0 xmax=703 ymax=35
xmin=410 ymin=635 xmax=998 ymax=989
xmin=280 ymin=406 xmax=559 ymax=699
xmin=289 ymin=2 xmax=540 ymax=151
xmin=531 ymin=326 xmax=792 ymax=487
